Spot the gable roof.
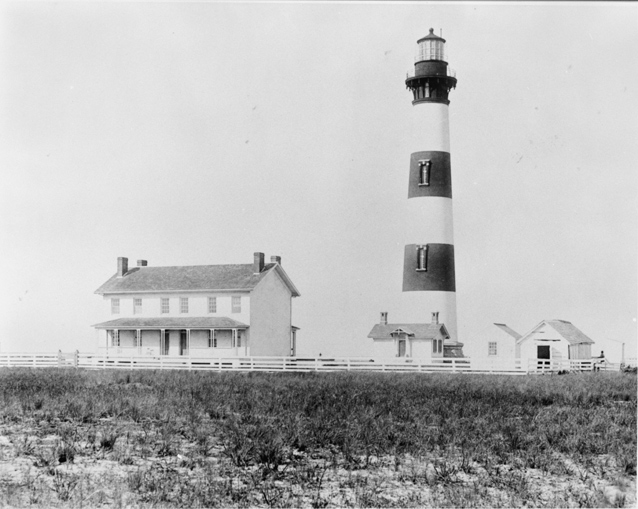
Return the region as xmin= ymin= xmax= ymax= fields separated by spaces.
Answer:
xmin=95 ymin=263 xmax=300 ymax=297
xmin=367 ymin=323 xmax=450 ymax=340
xmin=493 ymin=323 xmax=522 ymax=340
xmin=517 ymin=319 xmax=594 ymax=346
xmin=93 ymin=317 xmax=249 ymax=329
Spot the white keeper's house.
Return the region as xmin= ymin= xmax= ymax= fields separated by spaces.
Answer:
xmin=93 ymin=253 xmax=300 ymax=358
xmin=367 ymin=311 xmax=450 ymax=360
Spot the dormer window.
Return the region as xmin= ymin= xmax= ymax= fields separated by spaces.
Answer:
xmin=418 ymin=160 xmax=431 ymax=186
xmin=416 ymin=245 xmax=428 ymax=271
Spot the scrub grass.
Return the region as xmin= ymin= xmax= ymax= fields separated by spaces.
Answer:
xmin=0 ymin=368 xmax=635 ymax=507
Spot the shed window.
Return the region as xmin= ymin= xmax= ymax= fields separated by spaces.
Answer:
xmin=418 ymin=160 xmax=431 ymax=186
xmin=416 ymin=245 xmax=428 ymax=271
xmin=432 ymin=339 xmax=443 ymax=354
xmin=488 ymin=342 xmax=497 ymax=356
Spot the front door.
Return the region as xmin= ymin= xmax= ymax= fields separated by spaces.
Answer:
xmin=398 ymin=339 xmax=406 ymax=357
xmin=537 ymin=345 xmax=550 ymax=367
xmin=180 ymin=330 xmax=187 ymax=356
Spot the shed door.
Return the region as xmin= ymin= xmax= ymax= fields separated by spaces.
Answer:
xmin=537 ymin=345 xmax=550 ymax=359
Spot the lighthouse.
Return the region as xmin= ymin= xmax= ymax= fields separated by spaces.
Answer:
xmin=400 ymin=28 xmax=463 ymax=356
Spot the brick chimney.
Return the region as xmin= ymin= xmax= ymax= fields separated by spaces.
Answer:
xmin=137 ymin=260 xmax=148 ymax=267
xmin=431 ymin=311 xmax=439 ymax=324
xmin=253 ymin=252 xmax=265 ymax=273
xmin=117 ymin=257 xmax=128 ymax=277
xmin=380 ymin=312 xmax=388 ymax=325
xmin=270 ymin=255 xmax=282 ymax=265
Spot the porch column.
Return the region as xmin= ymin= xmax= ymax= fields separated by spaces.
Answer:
xmin=105 ymin=330 xmax=109 ymax=355
xmin=233 ymin=328 xmax=237 ymax=356
xmin=187 ymin=329 xmax=191 ymax=356
xmin=137 ymin=329 xmax=141 ymax=355
xmin=161 ymin=329 xmax=165 ymax=356
xmin=115 ymin=329 xmax=119 ymax=353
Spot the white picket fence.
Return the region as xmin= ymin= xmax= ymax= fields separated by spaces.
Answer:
xmin=0 ymin=352 xmax=621 ymax=374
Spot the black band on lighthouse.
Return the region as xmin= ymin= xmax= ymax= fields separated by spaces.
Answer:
xmin=408 ymin=151 xmax=452 ymax=199
xmin=402 ymin=243 xmax=456 ymax=292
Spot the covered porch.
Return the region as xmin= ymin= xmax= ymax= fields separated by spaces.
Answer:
xmin=93 ymin=317 xmax=249 ymax=358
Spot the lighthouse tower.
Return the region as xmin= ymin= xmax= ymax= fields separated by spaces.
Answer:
xmin=401 ymin=28 xmax=462 ymax=355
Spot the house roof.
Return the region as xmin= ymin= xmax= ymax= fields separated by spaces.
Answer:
xmin=92 ymin=317 xmax=249 ymax=329
xmin=95 ymin=263 xmax=300 ymax=297
xmin=493 ymin=323 xmax=522 ymax=340
xmin=367 ymin=323 xmax=450 ymax=340
xmin=517 ymin=319 xmax=594 ymax=346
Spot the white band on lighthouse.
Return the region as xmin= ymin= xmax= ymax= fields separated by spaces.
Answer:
xmin=409 ymin=102 xmax=450 ymax=154
xmin=404 ymin=197 xmax=454 ymax=245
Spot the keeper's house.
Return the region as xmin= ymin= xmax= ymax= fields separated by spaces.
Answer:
xmin=93 ymin=253 xmax=300 ymax=358
xmin=367 ymin=312 xmax=449 ymax=359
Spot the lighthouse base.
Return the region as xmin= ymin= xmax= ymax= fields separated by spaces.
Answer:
xmin=443 ymin=342 xmax=465 ymax=358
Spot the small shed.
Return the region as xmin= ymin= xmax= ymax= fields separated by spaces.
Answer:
xmin=516 ymin=319 xmax=594 ymax=362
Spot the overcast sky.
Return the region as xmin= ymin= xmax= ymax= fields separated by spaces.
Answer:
xmin=1 ymin=2 xmax=636 ymax=362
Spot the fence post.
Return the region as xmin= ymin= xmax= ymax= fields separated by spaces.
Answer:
xmin=74 ymin=350 xmax=79 ymax=368
xmin=57 ymin=350 xmax=63 ymax=368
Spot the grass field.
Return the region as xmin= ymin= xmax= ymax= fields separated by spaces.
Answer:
xmin=0 ymin=369 xmax=635 ymax=508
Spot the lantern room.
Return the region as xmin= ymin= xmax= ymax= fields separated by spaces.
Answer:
xmin=416 ymin=28 xmax=446 ymax=62
xmin=406 ymin=28 xmax=457 ymax=105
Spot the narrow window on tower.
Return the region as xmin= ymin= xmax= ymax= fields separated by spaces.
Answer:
xmin=416 ymin=245 xmax=428 ymax=272
xmin=424 ymin=82 xmax=430 ymax=98
xmin=418 ymin=160 xmax=431 ymax=186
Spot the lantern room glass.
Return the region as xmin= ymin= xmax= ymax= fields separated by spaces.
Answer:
xmin=416 ymin=39 xmax=445 ymax=62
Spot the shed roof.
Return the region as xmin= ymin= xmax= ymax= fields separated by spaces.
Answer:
xmin=367 ymin=322 xmax=450 ymax=340
xmin=545 ymin=319 xmax=595 ymax=345
xmin=92 ymin=317 xmax=248 ymax=329
xmin=493 ymin=323 xmax=522 ymax=340
xmin=517 ymin=319 xmax=595 ymax=346
xmin=95 ymin=263 xmax=300 ymax=297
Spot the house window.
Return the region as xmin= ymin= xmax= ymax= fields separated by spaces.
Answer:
xmin=133 ymin=298 xmax=142 ymax=315
xmin=111 ymin=298 xmax=120 ymax=314
xmin=209 ymin=330 xmax=216 ymax=348
xmin=488 ymin=342 xmax=497 ymax=356
xmin=232 ymin=296 xmax=241 ymax=313
xmin=208 ymin=297 xmax=217 ymax=314
xmin=418 ymin=160 xmax=431 ymax=186
xmin=432 ymin=339 xmax=443 ymax=354
xmin=110 ymin=330 xmax=120 ymax=347
xmin=161 ymin=298 xmax=169 ymax=314
xmin=180 ymin=297 xmax=189 ymax=313
xmin=416 ymin=245 xmax=428 ymax=271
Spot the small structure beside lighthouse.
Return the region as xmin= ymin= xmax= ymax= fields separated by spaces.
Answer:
xmin=369 ymin=28 xmax=463 ymax=358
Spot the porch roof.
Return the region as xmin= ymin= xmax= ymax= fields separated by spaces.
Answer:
xmin=92 ymin=317 xmax=249 ymax=329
